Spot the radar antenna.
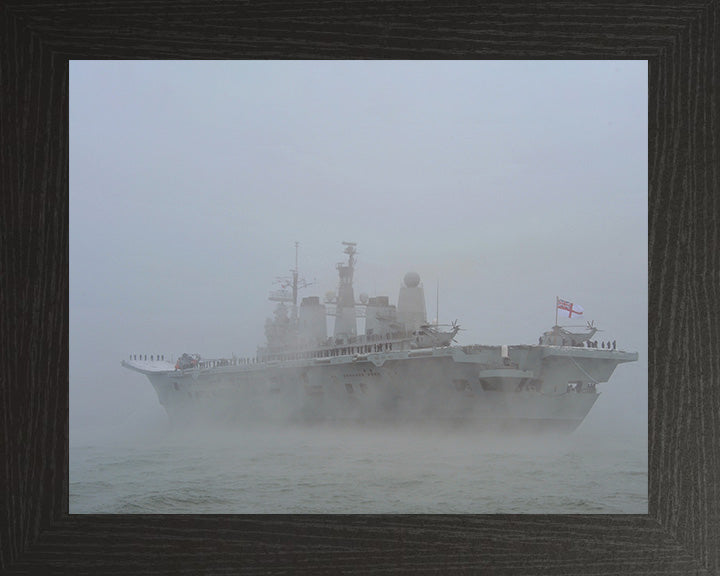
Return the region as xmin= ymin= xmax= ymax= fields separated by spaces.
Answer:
xmin=268 ymin=242 xmax=314 ymax=322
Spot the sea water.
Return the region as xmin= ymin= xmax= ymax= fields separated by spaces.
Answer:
xmin=70 ymin=418 xmax=647 ymax=514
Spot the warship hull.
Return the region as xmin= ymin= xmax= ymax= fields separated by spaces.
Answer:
xmin=122 ymin=344 xmax=636 ymax=432
xmin=121 ymin=242 xmax=638 ymax=432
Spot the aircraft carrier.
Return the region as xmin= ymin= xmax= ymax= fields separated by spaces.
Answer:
xmin=121 ymin=242 xmax=638 ymax=432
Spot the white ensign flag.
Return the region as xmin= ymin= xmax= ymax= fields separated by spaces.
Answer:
xmin=557 ymin=298 xmax=584 ymax=318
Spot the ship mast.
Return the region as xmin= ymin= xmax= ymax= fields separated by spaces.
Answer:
xmin=333 ymin=242 xmax=358 ymax=342
xmin=268 ymin=241 xmax=311 ymax=325
xmin=292 ymin=241 xmax=299 ymax=322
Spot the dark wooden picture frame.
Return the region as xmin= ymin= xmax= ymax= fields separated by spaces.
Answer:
xmin=2 ymin=2 xmax=718 ymax=574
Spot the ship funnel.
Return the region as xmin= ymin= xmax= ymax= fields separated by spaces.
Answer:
xmin=299 ymin=296 xmax=327 ymax=345
xmin=365 ymin=296 xmax=398 ymax=340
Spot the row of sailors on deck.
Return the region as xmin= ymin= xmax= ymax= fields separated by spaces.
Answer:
xmin=130 ymin=354 xmax=165 ymax=361
xmin=539 ymin=339 xmax=617 ymax=349
xmin=130 ymin=354 xmax=256 ymax=367
xmin=588 ymin=340 xmax=616 ymax=349
xmin=130 ymin=341 xmax=399 ymax=369
xmin=266 ymin=342 xmax=394 ymax=362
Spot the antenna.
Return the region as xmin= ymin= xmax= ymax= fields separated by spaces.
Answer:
xmin=269 ymin=242 xmax=313 ymax=320
xmin=292 ymin=241 xmax=299 ymax=320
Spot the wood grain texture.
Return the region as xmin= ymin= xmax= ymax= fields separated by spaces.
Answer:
xmin=1 ymin=1 xmax=718 ymax=574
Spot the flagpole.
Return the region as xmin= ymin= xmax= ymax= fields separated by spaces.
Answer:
xmin=555 ymin=296 xmax=558 ymax=327
xmin=555 ymin=296 xmax=558 ymax=346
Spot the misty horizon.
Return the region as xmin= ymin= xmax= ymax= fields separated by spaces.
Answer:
xmin=70 ymin=60 xmax=647 ymax=439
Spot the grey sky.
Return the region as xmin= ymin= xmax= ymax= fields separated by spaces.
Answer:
xmin=70 ymin=60 xmax=647 ymax=435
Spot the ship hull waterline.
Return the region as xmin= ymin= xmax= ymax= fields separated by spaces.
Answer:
xmin=122 ymin=344 xmax=637 ymax=434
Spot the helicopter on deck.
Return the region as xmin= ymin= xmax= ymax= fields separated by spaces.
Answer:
xmin=539 ymin=320 xmax=600 ymax=346
xmin=411 ymin=320 xmax=461 ymax=349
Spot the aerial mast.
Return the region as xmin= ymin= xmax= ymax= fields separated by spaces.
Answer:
xmin=268 ymin=242 xmax=312 ymax=325
xmin=333 ymin=242 xmax=358 ymax=341
xmin=292 ymin=241 xmax=299 ymax=321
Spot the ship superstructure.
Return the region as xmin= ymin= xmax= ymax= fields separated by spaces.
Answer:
xmin=121 ymin=243 xmax=638 ymax=432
